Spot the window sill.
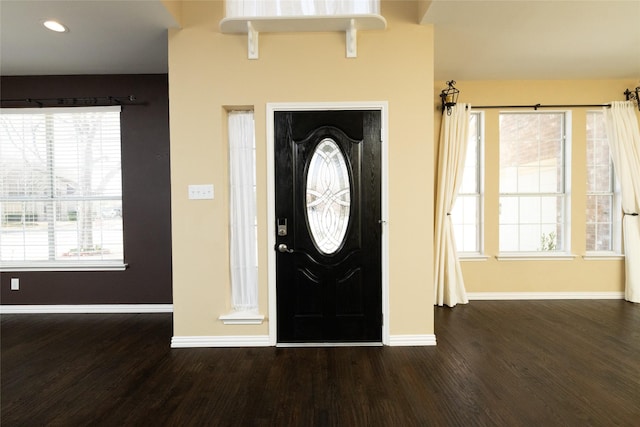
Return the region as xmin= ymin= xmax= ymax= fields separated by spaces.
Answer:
xmin=458 ymin=254 xmax=490 ymax=262
xmin=583 ymin=253 xmax=625 ymax=261
xmin=0 ymin=262 xmax=128 ymax=272
xmin=496 ymin=253 xmax=577 ymax=261
xmin=219 ymin=310 xmax=265 ymax=325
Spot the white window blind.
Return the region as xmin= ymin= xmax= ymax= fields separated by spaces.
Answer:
xmin=0 ymin=107 xmax=124 ymax=269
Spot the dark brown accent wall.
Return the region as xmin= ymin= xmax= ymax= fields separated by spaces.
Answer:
xmin=0 ymin=74 xmax=172 ymax=304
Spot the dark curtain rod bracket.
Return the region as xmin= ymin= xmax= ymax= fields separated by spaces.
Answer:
xmin=0 ymin=96 xmax=146 ymax=108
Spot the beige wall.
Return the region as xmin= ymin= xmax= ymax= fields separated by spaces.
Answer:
xmin=161 ymin=0 xmax=182 ymax=26
xmin=435 ymin=79 xmax=639 ymax=294
xmin=169 ymin=1 xmax=435 ymax=339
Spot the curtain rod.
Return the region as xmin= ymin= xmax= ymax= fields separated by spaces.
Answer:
xmin=468 ymin=103 xmax=611 ymax=110
xmin=0 ymin=96 xmax=146 ymax=108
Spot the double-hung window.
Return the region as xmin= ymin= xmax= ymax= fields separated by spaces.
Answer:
xmin=0 ymin=107 xmax=124 ymax=270
xmin=586 ymin=111 xmax=621 ymax=254
xmin=451 ymin=112 xmax=483 ymax=254
xmin=499 ymin=112 xmax=569 ymax=253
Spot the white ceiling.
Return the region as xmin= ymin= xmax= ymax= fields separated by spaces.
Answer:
xmin=424 ymin=0 xmax=640 ymax=81
xmin=1 ymin=0 xmax=639 ymax=80
xmin=0 ymin=0 xmax=178 ymax=75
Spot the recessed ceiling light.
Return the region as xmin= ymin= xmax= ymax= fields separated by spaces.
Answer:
xmin=43 ymin=20 xmax=68 ymax=33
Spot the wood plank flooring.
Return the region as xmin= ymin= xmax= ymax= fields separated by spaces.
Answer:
xmin=2 ymin=300 xmax=639 ymax=426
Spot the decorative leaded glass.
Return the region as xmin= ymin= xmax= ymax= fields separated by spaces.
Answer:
xmin=306 ymin=138 xmax=351 ymax=254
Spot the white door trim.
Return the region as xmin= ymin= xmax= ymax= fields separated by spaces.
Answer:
xmin=266 ymin=102 xmax=390 ymax=346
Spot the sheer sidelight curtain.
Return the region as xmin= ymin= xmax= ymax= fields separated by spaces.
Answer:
xmin=603 ymin=101 xmax=640 ymax=303
xmin=228 ymin=111 xmax=258 ymax=312
xmin=435 ymin=104 xmax=471 ymax=307
xmin=225 ymin=0 xmax=379 ymax=18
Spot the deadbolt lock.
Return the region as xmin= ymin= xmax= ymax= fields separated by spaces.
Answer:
xmin=277 ymin=218 xmax=288 ymax=236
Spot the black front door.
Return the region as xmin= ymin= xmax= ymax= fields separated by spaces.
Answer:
xmin=275 ymin=110 xmax=382 ymax=343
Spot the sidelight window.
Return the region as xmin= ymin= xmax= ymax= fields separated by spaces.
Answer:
xmin=228 ymin=110 xmax=258 ymax=311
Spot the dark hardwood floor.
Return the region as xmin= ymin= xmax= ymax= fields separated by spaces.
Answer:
xmin=2 ymin=300 xmax=639 ymax=426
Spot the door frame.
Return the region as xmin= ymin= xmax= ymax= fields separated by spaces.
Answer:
xmin=266 ymin=102 xmax=390 ymax=346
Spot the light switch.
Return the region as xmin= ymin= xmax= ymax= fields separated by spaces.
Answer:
xmin=188 ymin=184 xmax=214 ymax=200
xmin=11 ymin=278 xmax=19 ymax=291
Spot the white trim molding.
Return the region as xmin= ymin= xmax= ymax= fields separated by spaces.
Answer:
xmin=0 ymin=304 xmax=173 ymax=314
xmin=171 ymin=335 xmax=271 ymax=348
xmin=219 ymin=311 xmax=265 ymax=325
xmin=277 ymin=342 xmax=382 ymax=348
xmin=467 ymin=292 xmax=624 ymax=301
xmin=171 ymin=335 xmax=436 ymax=347
xmin=388 ymin=334 xmax=437 ymax=346
xmin=496 ymin=253 xmax=577 ymax=261
xmin=1 ymin=262 xmax=128 ymax=272
xmin=266 ymin=102 xmax=390 ymax=347
xmin=582 ymin=254 xmax=625 ymax=261
xmin=459 ymin=254 xmax=490 ymax=262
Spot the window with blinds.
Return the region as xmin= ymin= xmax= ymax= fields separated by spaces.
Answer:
xmin=0 ymin=107 xmax=124 ymax=270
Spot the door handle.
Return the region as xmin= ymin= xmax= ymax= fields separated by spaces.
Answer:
xmin=277 ymin=243 xmax=294 ymax=253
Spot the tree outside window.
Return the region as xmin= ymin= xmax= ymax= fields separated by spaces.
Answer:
xmin=0 ymin=107 xmax=123 ymax=266
xmin=499 ymin=112 xmax=568 ymax=253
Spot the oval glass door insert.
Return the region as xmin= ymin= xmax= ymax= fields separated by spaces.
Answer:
xmin=306 ymin=138 xmax=351 ymax=254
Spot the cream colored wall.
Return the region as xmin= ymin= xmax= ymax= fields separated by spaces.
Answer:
xmin=170 ymin=1 xmax=435 ymax=338
xmin=417 ymin=0 xmax=432 ymax=23
xmin=161 ymin=0 xmax=182 ymax=26
xmin=435 ymin=79 xmax=639 ymax=293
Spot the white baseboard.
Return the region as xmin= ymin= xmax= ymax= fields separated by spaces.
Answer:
xmin=388 ymin=334 xmax=437 ymax=346
xmin=171 ymin=335 xmax=271 ymax=348
xmin=0 ymin=304 xmax=173 ymax=314
xmin=467 ymin=292 xmax=624 ymax=301
xmin=171 ymin=334 xmax=438 ymax=348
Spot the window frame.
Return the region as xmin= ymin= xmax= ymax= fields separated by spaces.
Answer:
xmin=585 ymin=110 xmax=622 ymax=256
xmin=497 ymin=111 xmax=572 ymax=257
xmin=451 ymin=111 xmax=485 ymax=258
xmin=227 ymin=109 xmax=259 ymax=311
xmin=0 ymin=106 xmax=126 ymax=272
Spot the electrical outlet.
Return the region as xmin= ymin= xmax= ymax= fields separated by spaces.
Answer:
xmin=188 ymin=184 xmax=214 ymax=200
xmin=11 ymin=278 xmax=19 ymax=291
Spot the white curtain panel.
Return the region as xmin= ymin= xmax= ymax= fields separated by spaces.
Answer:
xmin=603 ymin=101 xmax=640 ymax=303
xmin=434 ymin=104 xmax=471 ymax=307
xmin=225 ymin=0 xmax=379 ymax=18
xmin=228 ymin=111 xmax=259 ymax=311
